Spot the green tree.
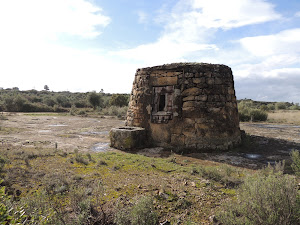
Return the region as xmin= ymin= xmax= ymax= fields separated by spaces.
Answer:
xmin=88 ymin=92 xmax=103 ymax=110
xmin=109 ymin=94 xmax=129 ymax=107
xmin=44 ymin=85 xmax=49 ymax=91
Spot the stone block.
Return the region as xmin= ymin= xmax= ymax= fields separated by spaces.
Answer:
xmin=183 ymin=101 xmax=196 ymax=108
xmin=206 ymin=78 xmax=215 ymax=85
xmin=195 ymin=95 xmax=207 ymax=101
xmin=183 ymin=96 xmax=195 ymax=101
xmin=214 ymin=77 xmax=223 ymax=85
xmin=171 ymin=125 xmax=183 ymax=134
xmin=228 ymin=88 xmax=235 ymax=95
xmin=195 ymin=123 xmax=209 ymax=130
xmin=192 ymin=78 xmax=202 ymax=84
xmin=185 ymin=72 xmax=194 ymax=78
xmin=171 ymin=134 xmax=185 ymax=146
xmin=182 ymin=87 xmax=202 ymax=96
xmin=151 ymin=76 xmax=178 ymax=86
xmin=110 ymin=127 xmax=147 ymax=150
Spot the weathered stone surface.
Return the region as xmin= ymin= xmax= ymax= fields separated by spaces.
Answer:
xmin=124 ymin=62 xmax=241 ymax=151
xmin=183 ymin=96 xmax=195 ymax=101
xmin=195 ymin=95 xmax=207 ymax=101
xmin=182 ymin=87 xmax=202 ymax=96
xmin=151 ymin=76 xmax=178 ymax=86
xmin=110 ymin=127 xmax=146 ymax=150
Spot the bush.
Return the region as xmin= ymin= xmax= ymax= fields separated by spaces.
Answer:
xmin=88 ymin=92 xmax=103 ymax=110
xmin=289 ymin=104 xmax=300 ymax=110
xmin=0 ymin=155 xmax=5 ymax=172
xmin=267 ymin=103 xmax=275 ymax=110
xmin=238 ymin=110 xmax=251 ymax=122
xmin=114 ymin=196 xmax=158 ymax=225
xmin=77 ymin=110 xmax=87 ymax=116
xmin=217 ymin=173 xmax=300 ymax=225
xmin=275 ymin=102 xmax=287 ymax=110
xmin=109 ymin=94 xmax=129 ymax=107
xmin=260 ymin=104 xmax=268 ymax=111
xmin=101 ymin=106 xmax=128 ymax=118
xmin=56 ymin=95 xmax=72 ymax=108
xmin=238 ymin=108 xmax=267 ymax=122
xmin=198 ymin=165 xmax=242 ymax=187
xmin=0 ymin=181 xmax=28 ymax=224
xmin=75 ymin=154 xmax=89 ymax=165
xmin=43 ymin=97 xmax=57 ymax=107
xmin=291 ymin=150 xmax=300 ymax=176
xmin=249 ymin=109 xmax=268 ymax=121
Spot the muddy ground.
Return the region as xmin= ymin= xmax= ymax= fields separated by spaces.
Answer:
xmin=1 ymin=113 xmax=299 ymax=170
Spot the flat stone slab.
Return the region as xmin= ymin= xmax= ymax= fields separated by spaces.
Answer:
xmin=109 ymin=127 xmax=147 ymax=150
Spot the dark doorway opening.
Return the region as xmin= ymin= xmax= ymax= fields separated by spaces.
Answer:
xmin=159 ymin=94 xmax=166 ymax=111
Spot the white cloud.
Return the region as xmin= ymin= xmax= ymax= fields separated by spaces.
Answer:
xmin=235 ymin=68 xmax=300 ymax=102
xmin=113 ymin=38 xmax=218 ymax=66
xmin=166 ymin=0 xmax=281 ymax=35
xmin=0 ymin=0 xmax=110 ymax=40
xmin=0 ymin=0 xmax=133 ymax=93
xmin=295 ymin=11 xmax=300 ymax=17
xmin=0 ymin=42 xmax=136 ymax=93
xmin=239 ymin=29 xmax=300 ymax=57
xmin=233 ymin=28 xmax=300 ymax=102
xmin=114 ymin=0 xmax=281 ymax=65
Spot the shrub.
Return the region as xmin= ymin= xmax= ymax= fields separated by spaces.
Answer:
xmin=198 ymin=165 xmax=242 ymax=187
xmin=238 ymin=108 xmax=267 ymax=122
xmin=69 ymin=105 xmax=77 ymax=116
xmin=43 ymin=97 xmax=57 ymax=107
xmin=77 ymin=110 xmax=87 ymax=116
xmin=216 ymin=173 xmax=299 ymax=225
xmin=88 ymin=92 xmax=103 ymax=110
xmin=0 ymin=181 xmax=28 ymax=224
xmin=109 ymin=94 xmax=129 ymax=107
xmin=267 ymin=103 xmax=275 ymax=110
xmin=249 ymin=109 xmax=268 ymax=121
xmin=260 ymin=104 xmax=268 ymax=111
xmin=56 ymin=95 xmax=71 ymax=108
xmin=238 ymin=110 xmax=251 ymax=122
xmin=114 ymin=196 xmax=158 ymax=225
xmin=75 ymin=154 xmax=89 ymax=165
xmin=289 ymin=104 xmax=300 ymax=110
xmin=291 ymin=150 xmax=300 ymax=176
xmin=0 ymin=155 xmax=6 ymax=172
xmin=101 ymin=106 xmax=128 ymax=118
xmin=275 ymin=102 xmax=287 ymax=110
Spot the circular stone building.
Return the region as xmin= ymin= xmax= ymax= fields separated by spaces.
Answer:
xmin=125 ymin=63 xmax=241 ymax=151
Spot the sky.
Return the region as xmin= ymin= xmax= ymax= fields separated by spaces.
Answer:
xmin=0 ymin=0 xmax=300 ymax=102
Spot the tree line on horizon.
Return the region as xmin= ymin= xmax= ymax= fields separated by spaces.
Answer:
xmin=0 ymin=88 xmax=129 ymax=114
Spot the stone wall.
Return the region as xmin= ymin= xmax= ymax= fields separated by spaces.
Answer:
xmin=126 ymin=63 xmax=241 ymax=151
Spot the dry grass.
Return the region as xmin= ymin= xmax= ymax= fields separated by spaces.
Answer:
xmin=0 ymin=144 xmax=250 ymax=224
xmin=267 ymin=110 xmax=300 ymax=125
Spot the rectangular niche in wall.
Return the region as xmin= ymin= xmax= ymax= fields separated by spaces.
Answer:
xmin=151 ymin=86 xmax=174 ymax=123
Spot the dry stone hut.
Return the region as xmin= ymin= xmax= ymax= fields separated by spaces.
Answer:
xmin=114 ymin=63 xmax=241 ymax=151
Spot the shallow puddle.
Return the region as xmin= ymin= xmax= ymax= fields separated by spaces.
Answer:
xmin=81 ymin=131 xmax=109 ymax=135
xmin=244 ymin=153 xmax=262 ymax=159
xmin=39 ymin=130 xmax=52 ymax=133
xmin=91 ymin=142 xmax=110 ymax=152
xmin=248 ymin=124 xmax=300 ymax=129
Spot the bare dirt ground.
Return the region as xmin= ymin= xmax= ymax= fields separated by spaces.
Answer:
xmin=0 ymin=113 xmax=123 ymax=153
xmin=1 ymin=113 xmax=299 ymax=170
